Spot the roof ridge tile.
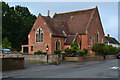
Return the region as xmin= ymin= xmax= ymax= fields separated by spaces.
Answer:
xmin=55 ymin=8 xmax=95 ymax=15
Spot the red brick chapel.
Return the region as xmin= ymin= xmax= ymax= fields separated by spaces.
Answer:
xmin=22 ymin=7 xmax=105 ymax=55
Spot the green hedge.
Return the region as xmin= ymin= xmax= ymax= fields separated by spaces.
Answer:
xmin=34 ymin=50 xmax=43 ymax=55
xmin=54 ymin=49 xmax=61 ymax=55
xmin=92 ymin=43 xmax=118 ymax=56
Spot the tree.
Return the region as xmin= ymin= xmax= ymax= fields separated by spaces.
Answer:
xmin=2 ymin=37 xmax=11 ymax=49
xmin=2 ymin=2 xmax=36 ymax=51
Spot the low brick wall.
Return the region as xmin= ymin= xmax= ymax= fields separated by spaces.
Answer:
xmin=23 ymin=54 xmax=47 ymax=62
xmin=0 ymin=54 xmax=62 ymax=64
xmin=2 ymin=57 xmax=24 ymax=71
xmin=1 ymin=54 xmax=116 ymax=64
xmin=64 ymin=55 xmax=116 ymax=62
xmin=79 ymin=56 xmax=103 ymax=61
xmin=64 ymin=57 xmax=80 ymax=61
xmin=105 ymin=55 xmax=116 ymax=59
xmin=23 ymin=54 xmax=62 ymax=64
xmin=0 ymin=54 xmax=23 ymax=58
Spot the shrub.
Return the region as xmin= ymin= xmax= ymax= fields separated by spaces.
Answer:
xmin=92 ymin=43 xmax=118 ymax=56
xmin=71 ymin=42 xmax=78 ymax=48
xmin=65 ymin=47 xmax=76 ymax=57
xmin=23 ymin=53 xmax=29 ymax=55
xmin=65 ymin=48 xmax=73 ymax=54
xmin=64 ymin=43 xmax=88 ymax=57
xmin=83 ymin=48 xmax=88 ymax=54
xmin=83 ymin=54 xmax=91 ymax=56
xmin=34 ymin=50 xmax=43 ymax=55
xmin=54 ymin=49 xmax=61 ymax=55
xmin=20 ymin=51 xmax=23 ymax=53
xmin=117 ymin=48 xmax=120 ymax=53
xmin=108 ymin=45 xmax=118 ymax=55
xmin=92 ymin=43 xmax=105 ymax=56
xmin=77 ymin=50 xmax=85 ymax=56
xmin=68 ymin=53 xmax=74 ymax=57
xmin=64 ymin=47 xmax=70 ymax=52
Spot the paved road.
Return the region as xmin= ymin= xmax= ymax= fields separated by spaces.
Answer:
xmin=2 ymin=59 xmax=120 ymax=78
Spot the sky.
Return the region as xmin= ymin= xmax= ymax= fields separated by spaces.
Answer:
xmin=3 ymin=1 xmax=119 ymax=41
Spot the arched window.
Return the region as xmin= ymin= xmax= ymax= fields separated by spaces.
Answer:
xmin=102 ymin=38 xmax=104 ymax=43
xmin=95 ymin=30 xmax=99 ymax=43
xmin=56 ymin=39 xmax=60 ymax=50
xmin=35 ymin=28 xmax=44 ymax=42
xmin=89 ymin=36 xmax=92 ymax=47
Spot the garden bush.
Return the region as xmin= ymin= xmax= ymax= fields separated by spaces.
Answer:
xmin=64 ymin=42 xmax=88 ymax=57
xmin=92 ymin=43 xmax=118 ymax=56
xmin=20 ymin=51 xmax=23 ymax=53
xmin=54 ymin=49 xmax=61 ymax=55
xmin=64 ymin=47 xmax=72 ymax=53
xmin=23 ymin=53 xmax=29 ymax=55
xmin=65 ymin=47 xmax=76 ymax=57
xmin=71 ymin=42 xmax=78 ymax=48
xmin=77 ymin=50 xmax=84 ymax=56
xmin=83 ymin=48 xmax=88 ymax=54
xmin=68 ymin=53 xmax=74 ymax=57
xmin=117 ymin=48 xmax=120 ymax=53
xmin=34 ymin=50 xmax=43 ymax=55
xmin=83 ymin=54 xmax=91 ymax=56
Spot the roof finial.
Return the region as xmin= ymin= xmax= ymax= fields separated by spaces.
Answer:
xmin=39 ymin=13 xmax=42 ymax=16
xmin=96 ymin=6 xmax=98 ymax=9
xmin=107 ymin=34 xmax=110 ymax=37
xmin=47 ymin=10 xmax=50 ymax=16
xmin=55 ymin=13 xmax=57 ymax=14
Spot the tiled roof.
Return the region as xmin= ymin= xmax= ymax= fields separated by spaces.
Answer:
xmin=40 ymin=7 xmax=97 ymax=37
xmin=53 ymin=8 xmax=96 ymax=34
xmin=41 ymin=16 xmax=70 ymax=37
xmin=105 ymin=36 xmax=120 ymax=45
xmin=64 ymin=35 xmax=75 ymax=45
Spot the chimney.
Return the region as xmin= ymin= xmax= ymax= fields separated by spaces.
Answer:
xmin=47 ymin=10 xmax=50 ymax=16
xmin=107 ymin=34 xmax=110 ymax=37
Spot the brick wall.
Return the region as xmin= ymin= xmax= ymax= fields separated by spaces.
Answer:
xmin=24 ymin=54 xmax=62 ymax=64
xmin=81 ymin=35 xmax=88 ymax=49
xmin=105 ymin=55 xmax=116 ymax=59
xmin=64 ymin=55 xmax=116 ymax=62
xmin=51 ymin=37 xmax=65 ymax=54
xmin=0 ymin=54 xmax=62 ymax=64
xmin=1 ymin=54 xmax=116 ymax=64
xmin=24 ymin=54 xmax=47 ymax=62
xmin=28 ymin=15 xmax=52 ymax=54
xmin=87 ymin=8 xmax=105 ymax=55
xmin=28 ymin=15 xmax=65 ymax=54
xmin=0 ymin=54 xmax=23 ymax=58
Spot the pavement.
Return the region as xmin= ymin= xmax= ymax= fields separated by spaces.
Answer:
xmin=2 ymin=59 xmax=120 ymax=78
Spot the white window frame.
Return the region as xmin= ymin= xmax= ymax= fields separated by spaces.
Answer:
xmin=55 ymin=39 xmax=61 ymax=50
xmin=35 ymin=27 xmax=44 ymax=43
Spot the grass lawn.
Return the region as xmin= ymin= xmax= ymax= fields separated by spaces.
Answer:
xmin=25 ymin=60 xmax=45 ymax=63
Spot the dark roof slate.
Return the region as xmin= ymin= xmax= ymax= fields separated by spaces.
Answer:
xmin=64 ymin=35 xmax=75 ymax=45
xmin=105 ymin=36 xmax=120 ymax=45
